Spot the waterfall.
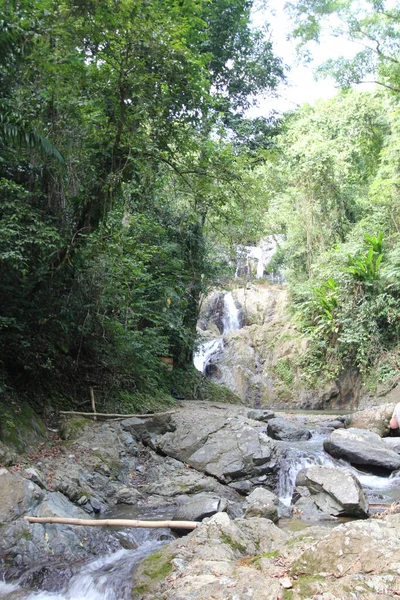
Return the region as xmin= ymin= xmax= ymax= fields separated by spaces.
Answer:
xmin=222 ymin=292 xmax=240 ymax=333
xmin=193 ymin=338 xmax=224 ymax=374
xmin=276 ymin=435 xmax=339 ymax=506
xmin=5 ymin=528 xmax=174 ymax=600
xmin=193 ymin=292 xmax=241 ymax=374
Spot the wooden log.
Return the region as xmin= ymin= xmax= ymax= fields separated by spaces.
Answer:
xmin=59 ymin=410 xmax=177 ymax=419
xmin=24 ymin=516 xmax=199 ymax=529
xmin=89 ymin=387 xmax=97 ymax=421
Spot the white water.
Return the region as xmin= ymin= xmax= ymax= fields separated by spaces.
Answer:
xmin=276 ymin=432 xmax=400 ymax=507
xmin=222 ymin=292 xmax=240 ymax=333
xmin=235 ymin=236 xmax=284 ymax=280
xmin=193 ymin=338 xmax=224 ymax=373
xmin=0 ymin=526 xmax=174 ymax=600
xmin=193 ymin=292 xmax=241 ymax=373
xmin=277 ymin=435 xmax=338 ymax=506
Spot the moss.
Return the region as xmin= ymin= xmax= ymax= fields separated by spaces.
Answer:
xmin=143 ymin=549 xmax=173 ymax=579
xmin=59 ymin=416 xmax=89 ymax=441
xmin=132 ymin=547 xmax=175 ymax=599
xmin=293 ymin=573 xmax=323 ymax=596
xmin=0 ymin=401 xmax=46 ymax=452
xmin=220 ymin=532 xmax=247 ymax=554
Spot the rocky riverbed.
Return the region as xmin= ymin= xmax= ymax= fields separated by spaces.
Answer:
xmin=1 ymin=401 xmax=400 ymax=599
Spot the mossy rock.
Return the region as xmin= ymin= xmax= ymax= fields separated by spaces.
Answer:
xmin=59 ymin=416 xmax=89 ymax=441
xmin=132 ymin=547 xmax=176 ymax=599
xmin=0 ymin=402 xmax=47 ymax=452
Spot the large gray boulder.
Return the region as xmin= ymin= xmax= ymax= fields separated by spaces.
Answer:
xmin=267 ymin=417 xmax=311 ymax=441
xmin=158 ymin=415 xmax=277 ymax=486
xmin=174 ymin=493 xmax=227 ymax=522
xmin=296 ymin=465 xmax=368 ymax=518
xmin=243 ymin=487 xmax=279 ymax=522
xmin=0 ymin=468 xmax=44 ymax=523
xmin=324 ymin=428 xmax=400 ymax=472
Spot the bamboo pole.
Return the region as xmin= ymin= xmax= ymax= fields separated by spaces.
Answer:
xmin=89 ymin=387 xmax=97 ymax=421
xmin=59 ymin=410 xmax=177 ymax=419
xmin=24 ymin=516 xmax=199 ymax=529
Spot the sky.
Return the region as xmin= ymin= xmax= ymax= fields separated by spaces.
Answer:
xmin=248 ymin=1 xmax=374 ymax=116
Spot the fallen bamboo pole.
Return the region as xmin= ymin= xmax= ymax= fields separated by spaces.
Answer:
xmin=59 ymin=410 xmax=177 ymax=419
xmin=24 ymin=516 xmax=199 ymax=529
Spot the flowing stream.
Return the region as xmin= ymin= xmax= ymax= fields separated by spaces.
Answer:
xmin=0 ymin=507 xmax=175 ymax=600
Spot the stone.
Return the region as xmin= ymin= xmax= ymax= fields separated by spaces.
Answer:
xmin=267 ymin=417 xmax=312 ymax=441
xmin=243 ymin=487 xmax=279 ymax=522
xmin=24 ymin=467 xmax=47 ymax=489
xmin=174 ymin=493 xmax=227 ymax=522
xmin=345 ymin=404 xmax=395 ymax=436
xmin=0 ymin=469 xmax=44 ymax=523
xmin=296 ymin=465 xmax=368 ymax=518
xmin=247 ymin=409 xmax=275 ymax=422
xmin=89 ymin=497 xmax=102 ymax=513
xmin=158 ymin=413 xmax=278 ymax=487
xmin=324 ymin=428 xmax=400 ymax=472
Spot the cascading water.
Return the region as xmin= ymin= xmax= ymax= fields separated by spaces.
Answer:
xmin=193 ymin=338 xmax=224 ymax=374
xmin=193 ymin=291 xmax=241 ymax=373
xmin=221 ymin=292 xmax=240 ymax=333
xmin=0 ymin=526 xmax=174 ymax=600
xmin=276 ymin=435 xmax=339 ymax=506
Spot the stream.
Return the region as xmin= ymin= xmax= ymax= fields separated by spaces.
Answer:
xmin=2 ymin=427 xmax=400 ymax=599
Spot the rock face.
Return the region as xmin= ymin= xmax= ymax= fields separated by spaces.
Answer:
xmin=243 ymin=487 xmax=279 ymax=522
xmin=267 ymin=417 xmax=311 ymax=441
xmin=132 ymin=513 xmax=289 ymax=600
xmin=157 ymin=411 xmax=278 ymax=488
xmin=200 ymin=280 xmax=361 ymax=409
xmin=296 ymin=465 xmax=368 ymax=518
xmin=324 ymin=428 xmax=400 ymax=472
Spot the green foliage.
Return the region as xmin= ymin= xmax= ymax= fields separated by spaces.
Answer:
xmin=0 ymin=0 xmax=283 ymax=408
xmin=286 ymin=0 xmax=400 ymax=95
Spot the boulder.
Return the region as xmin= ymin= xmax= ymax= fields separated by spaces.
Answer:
xmin=296 ymin=465 xmax=368 ymax=518
xmin=158 ymin=414 xmax=278 ymax=487
xmin=345 ymin=404 xmax=394 ymax=436
xmin=247 ymin=409 xmax=275 ymax=422
xmin=174 ymin=493 xmax=227 ymax=522
xmin=0 ymin=469 xmax=44 ymax=523
xmin=243 ymin=487 xmax=279 ymax=522
xmin=267 ymin=418 xmax=311 ymax=441
xmin=121 ymin=413 xmax=175 ymax=441
xmin=324 ymin=428 xmax=400 ymax=472
xmin=132 ymin=513 xmax=289 ymax=600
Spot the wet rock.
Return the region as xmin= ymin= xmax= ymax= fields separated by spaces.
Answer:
xmin=324 ymin=428 xmax=400 ymax=472
xmin=89 ymin=497 xmax=103 ymax=513
xmin=0 ymin=491 xmax=117 ymax=569
xmin=115 ymin=487 xmax=143 ymax=505
xmin=174 ymin=493 xmax=227 ymax=522
xmin=243 ymin=487 xmax=279 ymax=522
xmin=296 ymin=465 xmax=368 ymax=518
xmin=267 ymin=417 xmax=311 ymax=441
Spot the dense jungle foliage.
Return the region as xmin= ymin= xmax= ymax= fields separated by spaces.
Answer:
xmin=263 ymin=0 xmax=400 ymax=387
xmin=0 ymin=0 xmax=284 ymax=411
xmin=1 ymin=0 xmax=400 ymax=416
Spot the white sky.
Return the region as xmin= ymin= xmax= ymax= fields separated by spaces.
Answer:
xmin=248 ymin=1 xmax=374 ymax=116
